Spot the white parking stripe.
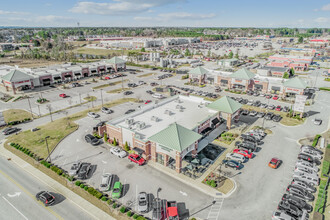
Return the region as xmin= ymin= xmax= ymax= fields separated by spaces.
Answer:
xmin=2 ymin=196 xmax=29 ymax=220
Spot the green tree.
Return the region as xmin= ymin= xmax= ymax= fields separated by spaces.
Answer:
xmin=283 ymin=72 xmax=289 ymax=79
xmin=140 ymin=47 xmax=145 ymax=52
xmin=104 ymin=133 xmax=108 ymax=143
xmin=228 ymin=51 xmax=233 ymax=59
xmin=33 ymin=40 xmax=41 ymax=47
xmin=298 ymin=36 xmax=303 ymax=44
xmin=234 ymin=53 xmax=239 ymax=59
xmin=113 ymin=138 xmax=117 ymax=146
xmin=184 ymin=49 xmax=191 ymax=57
xmin=124 ymin=141 xmax=130 ymax=151
xmin=291 ymin=68 xmax=295 ymax=76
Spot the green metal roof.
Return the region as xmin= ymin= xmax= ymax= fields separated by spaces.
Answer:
xmin=148 ymin=123 xmax=202 ymax=152
xmin=106 ymin=56 xmax=126 ymax=65
xmin=283 ymin=77 xmax=307 ymax=89
xmin=1 ymin=69 xmax=31 ymax=82
xmin=207 ymin=96 xmax=242 ymax=114
xmin=189 ymin=66 xmax=209 ymax=75
xmin=230 ymin=68 xmax=255 ymax=80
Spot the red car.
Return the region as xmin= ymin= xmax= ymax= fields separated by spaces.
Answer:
xmin=275 ymin=105 xmax=282 ymax=111
xmin=268 ymin=158 xmax=281 ymax=169
xmin=59 ymin=93 xmax=67 ymax=98
xmin=233 ymin=148 xmax=253 ymax=159
xmin=272 ymin=95 xmax=279 ymax=100
xmin=145 ymin=100 xmax=152 ymax=104
xmin=265 ymin=95 xmax=272 ymax=99
xmin=128 ymin=154 xmax=145 ymax=165
xmin=104 ymin=76 xmax=110 ymax=80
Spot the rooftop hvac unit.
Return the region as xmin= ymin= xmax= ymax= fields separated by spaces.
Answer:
xmin=164 ymin=110 xmax=171 ymax=115
xmin=125 ymin=118 xmax=134 ymax=125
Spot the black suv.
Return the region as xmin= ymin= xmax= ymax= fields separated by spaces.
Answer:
xmin=77 ymin=162 xmax=91 ymax=179
xmin=2 ymin=127 xmax=20 ymax=135
xmin=152 ymin=199 xmax=166 ymax=220
xmin=298 ymin=153 xmax=321 ymax=165
xmin=85 ymin=134 xmax=100 ymax=146
xmin=236 ymin=141 xmax=257 ymax=152
xmin=282 ymin=194 xmax=313 ymax=213
xmin=36 ymin=191 xmax=55 ymax=206
xmin=241 ymin=134 xmax=261 ymax=145
xmin=286 ymin=185 xmax=315 ymax=202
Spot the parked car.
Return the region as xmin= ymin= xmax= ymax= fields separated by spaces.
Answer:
xmin=282 ymin=194 xmax=313 ymax=213
xmin=267 ymin=105 xmax=275 ymax=110
xmin=256 ymin=112 xmax=265 ymax=118
xmin=87 ymin=112 xmax=100 ymax=118
xmin=295 ymin=165 xmax=318 ymax=176
xmin=241 ymin=109 xmax=249 ymax=115
xmin=233 ymin=148 xmax=253 ymax=159
xmin=36 ymin=191 xmax=56 ymax=207
xmin=99 ymin=173 xmax=113 ymax=192
xmin=241 ymin=134 xmax=261 ymax=145
xmin=101 ymin=107 xmax=113 ymax=114
xmin=272 ymin=114 xmax=282 ymax=122
xmin=77 ymin=163 xmax=91 ymax=179
xmin=265 ymin=112 xmax=274 ymax=120
xmin=152 ymin=199 xmax=166 ymax=220
xmin=110 ymin=147 xmax=127 ymax=158
xmin=291 ymin=179 xmax=316 ymax=193
xmin=146 ymin=90 xmax=154 ymax=94
xmin=145 ymin=100 xmax=152 ymax=104
xmin=2 ymin=127 xmax=20 ymax=135
xmin=292 ymin=171 xmax=319 ymax=186
xmin=300 ymin=148 xmax=323 ymax=159
xmin=69 ymin=161 xmax=81 ymax=176
xmin=286 ymin=185 xmax=314 ymax=201
xmin=268 ymin=158 xmax=281 ymax=169
xmin=271 ymin=210 xmax=295 ymax=220
xmin=273 ymin=95 xmax=279 ymax=100
xmin=166 ymin=201 xmax=179 ymax=220
xmin=296 ymin=160 xmax=319 ymax=172
xmin=111 ymin=181 xmax=123 ymax=199
xmin=128 ymin=154 xmax=145 ymax=165
xmin=236 ymin=141 xmax=257 ymax=152
xmin=249 ymin=111 xmax=258 ymax=117
xmin=313 ymin=118 xmax=322 ymax=125
xmin=298 ymin=153 xmax=321 ymax=165
xmin=283 ymin=106 xmax=290 ymax=112
xmin=222 ymin=159 xmax=242 ymax=170
xmin=59 ymin=93 xmax=67 ymax=98
xmin=124 ymin=91 xmax=133 ymax=95
xmin=300 ymin=145 xmax=323 ymax=155
xmin=226 ymin=153 xmax=246 ymax=163
xmin=275 ymin=105 xmax=282 ymax=111
xmin=137 ymin=192 xmax=149 ymax=213
xmin=85 ymin=134 xmax=100 ymax=146
xmin=277 ymin=200 xmax=302 ymax=218
xmin=125 ymin=109 xmax=135 ymax=114
xmin=266 ymin=94 xmax=272 ymax=99
xmin=260 ymin=103 xmax=268 ymax=108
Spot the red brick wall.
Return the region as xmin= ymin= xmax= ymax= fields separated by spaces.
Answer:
xmin=106 ymin=124 xmax=123 ymax=146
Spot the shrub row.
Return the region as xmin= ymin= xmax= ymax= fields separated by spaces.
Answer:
xmin=10 ymin=143 xmax=38 ymax=159
xmin=319 ymin=87 xmax=330 ymax=91
xmin=321 ymin=161 xmax=330 ymax=176
xmin=37 ymin=98 xmax=48 ymax=103
xmin=75 ymin=181 xmax=103 ymax=199
xmin=312 ymin=134 xmax=321 ymax=147
xmin=13 ymin=96 xmax=23 ymax=102
xmin=7 ymin=118 xmax=31 ymax=125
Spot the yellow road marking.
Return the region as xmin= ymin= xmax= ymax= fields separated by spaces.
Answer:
xmin=0 ymin=168 xmax=64 ymax=220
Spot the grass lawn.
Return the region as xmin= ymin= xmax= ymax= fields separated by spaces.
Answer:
xmin=137 ymin=73 xmax=154 ymax=78
xmin=92 ymin=79 xmax=128 ymax=90
xmin=83 ymin=96 xmax=97 ymax=102
xmin=6 ymin=98 xmax=137 ymax=158
xmin=3 ymin=109 xmax=37 ymax=123
xmin=241 ymin=105 xmax=305 ymax=126
xmin=106 ymin=88 xmax=130 ymax=94
xmin=74 ymin=47 xmax=139 ymax=56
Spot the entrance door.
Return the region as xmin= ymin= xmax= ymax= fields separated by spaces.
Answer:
xmin=156 ymin=153 xmax=164 ymax=165
xmin=42 ymin=78 xmax=51 ymax=86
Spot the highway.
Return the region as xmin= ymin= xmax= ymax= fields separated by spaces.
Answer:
xmin=0 ymin=156 xmax=93 ymax=220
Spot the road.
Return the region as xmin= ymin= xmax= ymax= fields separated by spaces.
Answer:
xmin=0 ymin=155 xmax=93 ymax=220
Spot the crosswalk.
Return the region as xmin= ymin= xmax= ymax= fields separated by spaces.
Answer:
xmin=207 ymin=198 xmax=224 ymax=220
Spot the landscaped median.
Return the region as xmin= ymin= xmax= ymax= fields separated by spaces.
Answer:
xmin=92 ymin=79 xmax=128 ymax=90
xmin=3 ymin=108 xmax=37 ymax=124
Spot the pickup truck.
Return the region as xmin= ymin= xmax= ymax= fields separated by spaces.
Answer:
xmin=166 ymin=201 xmax=179 ymax=220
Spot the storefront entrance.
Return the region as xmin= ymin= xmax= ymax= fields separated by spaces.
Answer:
xmin=156 ymin=153 xmax=164 ymax=165
xmin=42 ymin=78 xmax=51 ymax=86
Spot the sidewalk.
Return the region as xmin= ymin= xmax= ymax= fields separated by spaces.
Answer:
xmin=0 ymin=140 xmax=115 ymax=220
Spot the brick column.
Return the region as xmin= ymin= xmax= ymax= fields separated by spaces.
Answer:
xmin=151 ymin=143 xmax=157 ymax=162
xmin=175 ymin=152 xmax=182 ymax=173
xmin=164 ymin=154 xmax=169 ymax=167
xmin=226 ymin=113 xmax=232 ymax=129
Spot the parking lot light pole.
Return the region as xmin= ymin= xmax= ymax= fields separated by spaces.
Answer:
xmin=100 ymin=89 xmax=104 ymax=107
xmin=45 ymin=136 xmax=51 ymax=163
xmin=156 ymin=188 xmax=162 ymax=220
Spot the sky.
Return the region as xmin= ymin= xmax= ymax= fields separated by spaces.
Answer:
xmin=0 ymin=0 xmax=329 ymax=28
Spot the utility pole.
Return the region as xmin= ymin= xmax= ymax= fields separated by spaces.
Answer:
xmin=37 ymin=105 xmax=41 ymax=117
xmin=100 ymin=89 xmax=104 ymax=107
xmin=27 ymin=96 xmax=34 ymax=119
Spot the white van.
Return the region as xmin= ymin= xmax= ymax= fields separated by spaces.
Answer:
xmin=226 ymin=153 xmax=246 ymax=163
xmin=152 ymin=93 xmax=164 ymax=99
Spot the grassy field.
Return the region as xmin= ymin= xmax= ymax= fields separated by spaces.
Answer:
xmin=6 ymin=98 xmax=137 ymax=158
xmin=74 ymin=47 xmax=139 ymax=56
xmin=241 ymin=105 xmax=305 ymax=126
xmin=3 ymin=109 xmax=37 ymax=122
xmin=92 ymin=79 xmax=128 ymax=90
xmin=83 ymin=96 xmax=97 ymax=102
xmin=106 ymin=88 xmax=130 ymax=94
xmin=137 ymin=73 xmax=154 ymax=78
xmin=0 ymin=58 xmax=63 ymax=68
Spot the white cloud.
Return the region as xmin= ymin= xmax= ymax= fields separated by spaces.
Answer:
xmin=321 ymin=4 xmax=330 ymax=11
xmin=159 ymin=12 xmax=216 ymax=20
xmin=314 ymin=17 xmax=329 ymax=23
xmin=70 ymin=0 xmax=184 ymax=15
xmin=1 ymin=15 xmax=76 ymax=27
xmin=35 ymin=15 xmax=75 ymax=23
xmin=0 ymin=10 xmax=29 ymax=15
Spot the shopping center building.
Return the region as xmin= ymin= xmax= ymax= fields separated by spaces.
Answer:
xmin=101 ymin=95 xmax=242 ymax=173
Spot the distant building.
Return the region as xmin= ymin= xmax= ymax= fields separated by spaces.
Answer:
xmin=217 ymin=58 xmax=239 ymax=67
xmin=257 ymin=66 xmax=289 ymax=78
xmin=0 ymin=43 xmax=14 ymax=52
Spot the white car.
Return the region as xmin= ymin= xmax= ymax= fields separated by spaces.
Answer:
xmin=87 ymin=112 xmax=100 ymax=118
xmin=272 ymin=211 xmax=295 ymax=220
xmin=296 ymin=160 xmax=319 ymax=172
xmin=101 ymin=107 xmax=113 ymax=114
xmin=313 ymin=118 xmax=322 ymax=125
xmin=110 ymin=147 xmax=127 ymax=158
xmin=295 ymin=165 xmax=317 ymax=176
xmin=300 ymin=150 xmax=322 ymax=160
xmin=69 ymin=162 xmax=81 ymax=176
xmin=292 ymin=171 xmax=319 ymax=186
xmin=226 ymin=153 xmax=246 ymax=163
xmin=99 ymin=173 xmax=113 ymax=192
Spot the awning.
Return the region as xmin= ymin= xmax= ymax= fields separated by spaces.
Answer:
xmin=212 ymin=118 xmax=220 ymax=125
xmin=74 ymin=73 xmax=81 ymax=76
xmin=54 ymin=76 xmax=61 ymax=80
xmin=133 ymin=147 xmax=145 ymax=155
